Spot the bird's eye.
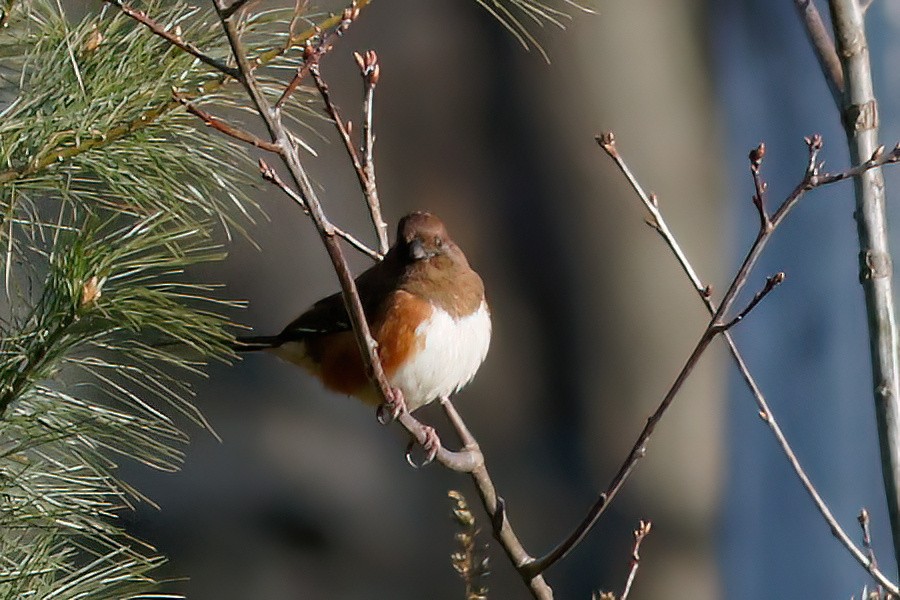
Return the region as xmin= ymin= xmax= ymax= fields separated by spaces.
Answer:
xmin=434 ymin=237 xmax=443 ymax=248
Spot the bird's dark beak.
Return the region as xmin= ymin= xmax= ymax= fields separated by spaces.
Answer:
xmin=409 ymin=238 xmax=429 ymax=261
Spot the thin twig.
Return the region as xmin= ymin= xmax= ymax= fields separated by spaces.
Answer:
xmin=792 ymin=0 xmax=844 ymax=105
xmin=309 ymin=64 xmax=369 ymax=207
xmin=858 ymin=508 xmax=879 ymax=571
xmin=275 ymin=4 xmax=358 ymax=110
xmin=355 ymin=49 xmax=389 ymax=255
xmin=749 ymin=142 xmax=772 ymax=232
xmin=593 ymin=132 xmax=900 ymax=594
xmin=172 ymin=91 xmax=281 ymax=153
xmin=620 ymin=520 xmax=652 ymax=600
xmin=105 ymin=0 xmax=241 ymax=79
xmin=720 ymin=272 xmax=785 ymax=330
xmin=829 ymin=0 xmax=900 ymax=564
xmin=257 ymin=159 xmax=381 ymax=260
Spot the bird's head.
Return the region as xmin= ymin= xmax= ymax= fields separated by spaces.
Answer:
xmin=397 ymin=211 xmax=457 ymax=264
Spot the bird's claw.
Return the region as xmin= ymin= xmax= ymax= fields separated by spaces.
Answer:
xmin=376 ymin=387 xmax=407 ymax=425
xmin=405 ymin=425 xmax=440 ymax=468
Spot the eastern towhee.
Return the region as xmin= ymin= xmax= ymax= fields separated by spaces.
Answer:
xmin=237 ymin=212 xmax=491 ymax=424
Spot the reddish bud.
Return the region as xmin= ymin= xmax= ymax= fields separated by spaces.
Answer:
xmin=805 ymin=133 xmax=823 ymax=152
xmin=749 ymin=142 xmax=765 ymax=168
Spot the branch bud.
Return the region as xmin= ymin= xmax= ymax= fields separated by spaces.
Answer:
xmin=804 ymin=133 xmax=823 ymax=152
xmin=749 ymin=142 xmax=765 ymax=169
xmin=355 ymin=50 xmax=380 ymax=85
xmin=81 ymin=275 xmax=103 ymax=306
xmin=83 ymin=25 xmax=103 ymax=53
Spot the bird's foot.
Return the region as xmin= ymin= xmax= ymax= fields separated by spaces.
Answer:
xmin=406 ymin=425 xmax=440 ymax=468
xmin=376 ymin=386 xmax=407 ymax=425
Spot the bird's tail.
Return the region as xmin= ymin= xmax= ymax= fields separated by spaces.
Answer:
xmin=233 ymin=335 xmax=282 ymax=352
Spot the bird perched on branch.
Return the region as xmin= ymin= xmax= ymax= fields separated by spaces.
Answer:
xmin=236 ymin=212 xmax=491 ymax=421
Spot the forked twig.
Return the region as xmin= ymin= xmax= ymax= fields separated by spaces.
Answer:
xmin=354 ymin=49 xmax=389 ymax=254
xmin=257 ymin=159 xmax=381 ymax=260
xmin=307 ymin=46 xmax=388 ymax=254
xmin=592 ymin=132 xmax=900 ymax=594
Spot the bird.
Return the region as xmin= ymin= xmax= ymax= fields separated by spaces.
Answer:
xmin=236 ymin=212 xmax=491 ymax=429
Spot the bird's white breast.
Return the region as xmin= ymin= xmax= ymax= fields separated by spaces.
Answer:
xmin=390 ymin=300 xmax=491 ymax=411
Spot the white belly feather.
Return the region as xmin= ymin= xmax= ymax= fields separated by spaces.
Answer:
xmin=390 ymin=300 xmax=491 ymax=411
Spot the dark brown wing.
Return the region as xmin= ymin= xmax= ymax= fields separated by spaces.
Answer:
xmin=276 ymin=250 xmax=404 ymax=343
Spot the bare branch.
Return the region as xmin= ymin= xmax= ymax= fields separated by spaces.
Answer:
xmin=257 ymin=159 xmax=382 ymax=260
xmin=858 ymin=508 xmax=879 ymax=571
xmin=718 ymin=272 xmax=785 ymax=331
xmin=792 ymin=0 xmax=844 ymax=105
xmin=749 ymin=142 xmax=772 ymax=232
xmin=592 ymin=133 xmax=900 ymax=594
xmin=306 ymin=49 xmax=389 ymax=256
xmin=173 ymin=91 xmax=281 ymax=153
xmin=355 ymin=49 xmax=389 ymax=255
xmin=274 ymin=3 xmax=360 ymax=110
xmin=596 ymin=132 xmax=708 ymax=294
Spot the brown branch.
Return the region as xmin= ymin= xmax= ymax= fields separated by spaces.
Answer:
xmin=205 ymin=4 xmax=552 ymax=596
xmin=793 ymin=0 xmax=844 ymax=105
xmin=172 ymin=91 xmax=281 ymax=153
xmin=105 ymin=0 xmax=241 ymax=79
xmin=307 ymin=51 xmax=390 ymax=258
xmin=439 ymin=396 xmax=552 ymax=594
xmin=592 ymin=132 xmax=900 ymax=594
xmin=620 ymin=520 xmax=652 ymax=600
xmin=275 ymin=3 xmax=358 ymax=110
xmin=309 ymin=64 xmax=369 ymax=208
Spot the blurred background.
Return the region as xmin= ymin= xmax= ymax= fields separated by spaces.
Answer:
xmin=101 ymin=0 xmax=900 ymax=598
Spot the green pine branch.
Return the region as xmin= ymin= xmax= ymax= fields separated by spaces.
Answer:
xmin=0 ymin=1 xmax=262 ymax=596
